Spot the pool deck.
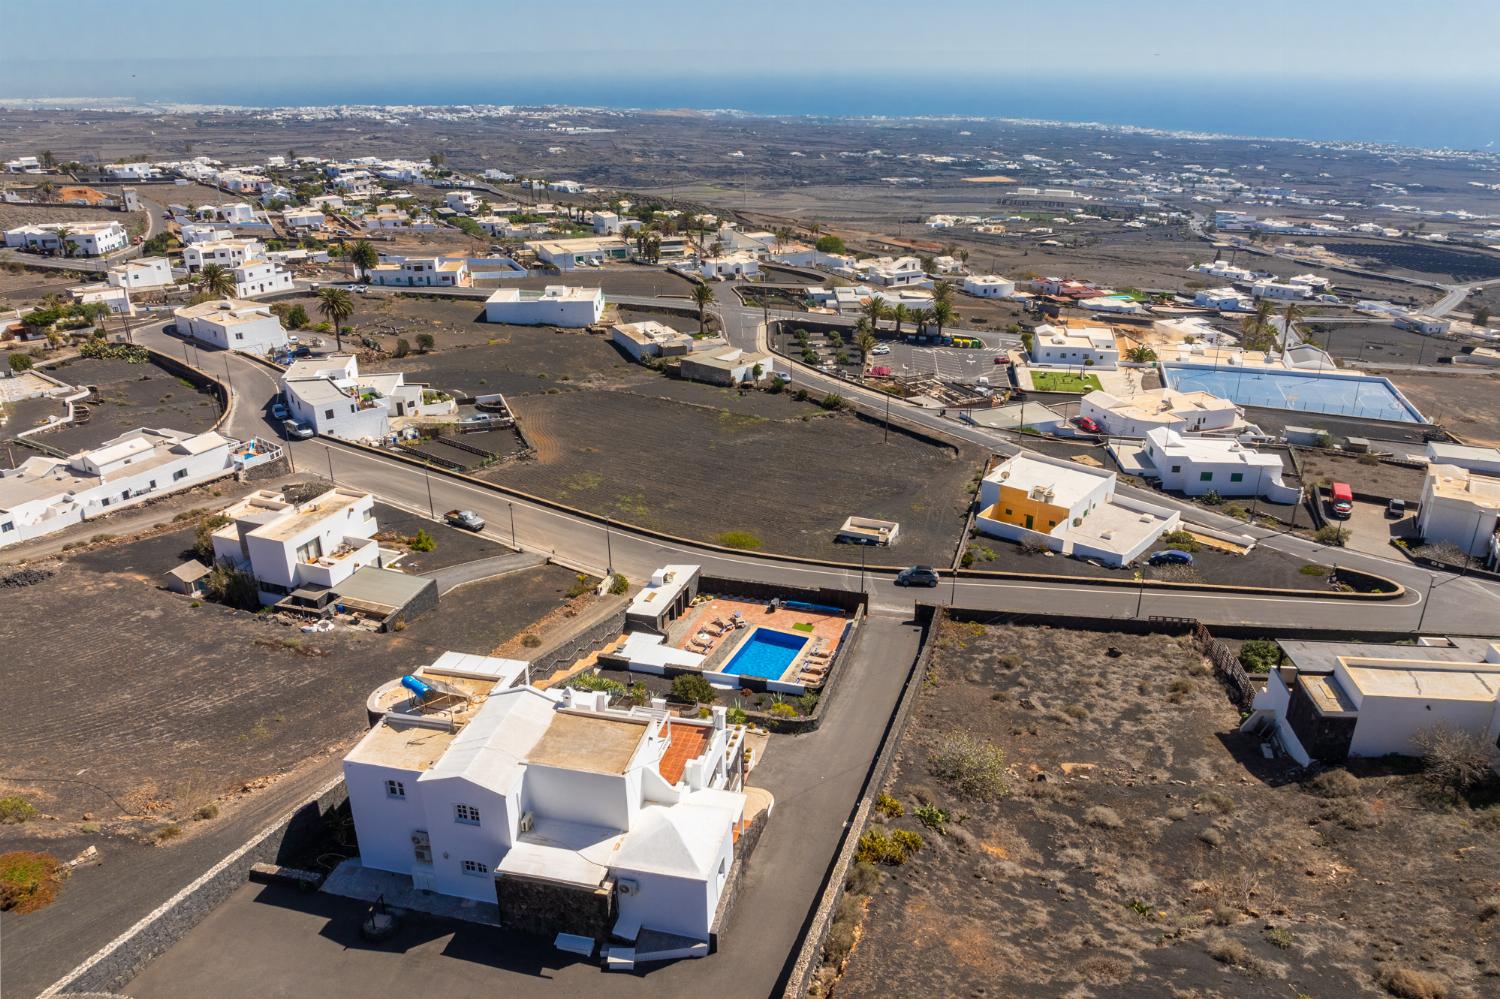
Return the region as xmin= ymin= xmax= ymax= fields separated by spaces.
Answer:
xmin=668 ymin=596 xmax=848 ymax=683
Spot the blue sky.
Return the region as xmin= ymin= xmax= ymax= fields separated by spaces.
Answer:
xmin=2 ymin=1 xmax=1497 ymax=146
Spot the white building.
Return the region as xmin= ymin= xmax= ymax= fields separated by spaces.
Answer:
xmin=231 ymin=258 xmax=295 ymax=298
xmin=961 ymin=275 xmax=1015 ymax=299
xmin=6 ymin=155 xmax=42 ymax=173
xmin=484 ymin=286 xmax=604 ymax=327
xmin=526 ymin=236 xmax=631 ymax=271
xmin=1028 ymin=323 xmax=1120 ymax=369
xmin=343 ymin=671 xmax=751 ymax=954
xmin=1194 ymin=287 xmax=1254 ymax=311
xmin=70 ymin=283 xmax=133 ymax=315
xmin=1252 ymin=280 xmax=1312 ymax=301
xmin=611 ymin=321 xmax=695 ymax=361
xmin=1397 ymin=314 xmax=1451 ymax=336
xmin=0 ymin=428 xmax=237 ymax=548
xmin=106 ymin=256 xmax=174 ymax=292
xmin=444 ymin=190 xmax=479 ymax=214
xmin=106 ymin=162 xmax=157 ymax=181
xmin=367 ymin=256 xmax=472 ymax=288
xmin=1417 ymin=464 xmax=1500 ymax=557
xmin=1189 ymin=260 xmax=1257 ymax=282
xmin=1426 ymin=443 xmax=1500 ymax=478
xmin=856 ymin=255 xmax=928 ymax=287
xmin=1081 ymin=388 xmax=1241 ymax=438
xmin=282 ymin=355 xmax=454 ymax=440
xmin=4 ymin=221 xmax=129 ymax=256
xmin=183 ymin=238 xmax=263 ymax=272
xmin=209 ymin=487 xmax=382 ymax=603
xmin=283 ymin=206 xmax=326 ymax=230
xmin=1140 ymin=427 xmax=1300 ymax=503
xmin=178 ymin=223 xmax=232 ymax=245
xmin=974 ymin=453 xmax=1178 ymax=566
xmin=698 ymin=253 xmax=759 ymax=280
xmin=1245 ymin=636 xmax=1500 ymax=767
xmin=679 ymin=347 xmax=771 ymax=387
xmin=174 ymin=298 xmax=290 ymax=353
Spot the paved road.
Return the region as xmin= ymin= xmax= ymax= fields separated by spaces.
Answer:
xmin=421 ymin=551 xmax=547 ymax=595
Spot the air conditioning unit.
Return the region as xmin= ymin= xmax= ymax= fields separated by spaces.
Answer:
xmin=410 ymin=830 xmax=432 ymax=864
xmin=518 ymin=811 xmax=535 ymax=834
xmin=410 ymin=830 xmax=430 ymax=847
xmin=617 ymin=878 xmax=640 ymax=896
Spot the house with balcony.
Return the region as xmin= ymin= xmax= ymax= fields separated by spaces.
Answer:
xmin=4 ymin=221 xmax=129 ymax=256
xmin=183 ymin=238 xmax=264 ymax=272
xmin=0 ymin=428 xmax=237 ymax=548
xmin=106 ymin=256 xmax=174 ymax=292
xmin=1081 ymin=388 xmax=1243 ymax=439
xmin=367 ymin=256 xmax=472 ymax=288
xmin=209 ymin=487 xmax=382 ymax=603
xmin=974 ymin=453 xmax=1178 ymax=566
xmin=230 ymin=257 xmax=295 ymax=298
xmin=342 ymin=662 xmax=756 ymax=964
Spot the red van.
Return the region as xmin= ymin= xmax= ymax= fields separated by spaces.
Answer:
xmin=1328 ymin=482 xmax=1354 ymax=519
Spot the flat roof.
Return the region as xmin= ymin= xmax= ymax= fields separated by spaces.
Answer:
xmin=986 ymin=453 xmax=1108 ymax=508
xmin=486 ymin=285 xmax=601 ymax=304
xmin=335 ymin=566 xmax=429 ymax=611
xmin=346 ymin=718 xmax=456 ymax=771
xmin=1340 ymin=657 xmax=1500 ymax=703
xmin=525 ymin=710 xmax=648 ymax=776
xmin=257 ymin=487 xmax=367 ymax=542
xmin=1427 ymin=464 xmax=1500 ymax=509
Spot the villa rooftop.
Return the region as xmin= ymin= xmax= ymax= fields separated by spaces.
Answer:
xmin=525 ymin=710 xmax=649 ymax=776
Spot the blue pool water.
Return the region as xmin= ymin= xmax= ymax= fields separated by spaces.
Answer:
xmin=721 ymin=629 xmax=808 ymax=680
xmin=1162 ymin=365 xmax=1425 ymax=424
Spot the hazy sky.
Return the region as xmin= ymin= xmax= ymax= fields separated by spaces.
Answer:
xmin=3 ymin=1 xmax=1497 ymax=146
xmin=5 ymin=0 xmax=1496 ymax=97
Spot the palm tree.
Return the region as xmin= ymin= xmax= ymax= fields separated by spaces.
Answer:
xmin=318 ymin=286 xmax=355 ymax=352
xmin=691 ymin=282 xmax=715 ymax=335
xmin=35 ymin=180 xmax=57 ymax=203
xmin=857 ymin=326 xmax=878 ymax=364
xmin=910 ymin=307 xmax=933 ymax=337
xmin=1241 ymin=298 xmax=1275 ymax=353
xmin=932 ymin=279 xmax=955 ymax=307
xmin=197 ymin=263 xmax=235 ymax=298
xmin=891 ymin=303 xmax=908 ymax=338
xmin=1280 ymin=301 xmax=1304 ymax=360
xmin=862 ymin=296 xmax=887 ymax=337
xmin=53 ymin=225 xmax=74 ymax=257
xmin=349 ymin=239 xmax=379 ymax=281
xmin=931 ymin=299 xmax=955 ymax=341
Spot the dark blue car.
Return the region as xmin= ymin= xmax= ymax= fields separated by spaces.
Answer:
xmin=1148 ymin=549 xmax=1194 ymax=566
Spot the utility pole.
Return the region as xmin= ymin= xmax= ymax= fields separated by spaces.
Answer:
xmin=325 ymin=445 xmax=334 ymax=483
xmin=604 ymin=517 xmax=613 ymax=574
xmin=884 ymin=390 xmax=891 ymax=443
xmin=1416 ymin=573 xmax=1436 ymax=632
xmin=509 ymin=502 xmax=517 ymax=549
xmin=423 ymin=464 xmax=434 ymax=519
xmin=859 ymin=545 xmax=867 ymax=593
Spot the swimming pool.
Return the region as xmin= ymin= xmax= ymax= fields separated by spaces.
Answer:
xmin=721 ymin=628 xmax=808 ymax=681
xmin=1162 ymin=364 xmax=1426 ymax=424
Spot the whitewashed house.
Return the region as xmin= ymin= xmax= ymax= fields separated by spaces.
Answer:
xmin=1417 ymin=464 xmax=1500 ymax=558
xmin=179 ymin=223 xmax=232 ymax=245
xmin=1028 ymin=323 xmax=1119 ymax=369
xmin=484 ymin=286 xmax=603 ymax=327
xmin=367 ymin=256 xmax=472 ymax=288
xmin=209 ymin=487 xmax=382 ymax=603
xmin=174 ymin=299 xmax=289 ymax=353
xmin=183 ymin=238 xmax=263 ymax=272
xmin=231 ymin=258 xmax=295 ymax=298
xmin=1194 ymin=287 xmax=1254 ymax=311
xmin=611 ymin=321 xmax=695 ymax=361
xmin=444 ymin=190 xmax=479 ymax=214
xmin=526 ymin=236 xmax=630 ymax=271
xmin=961 ymin=275 xmax=1015 ymax=298
xmin=4 ymin=221 xmax=129 ymax=256
xmin=283 ymin=206 xmax=326 ymax=230
xmin=1140 ymin=428 xmax=1300 ymax=502
xmin=343 ymin=670 xmax=752 ymax=958
xmin=282 ymin=355 xmax=454 ymax=440
xmin=106 ymin=256 xmax=175 ymax=292
xmin=0 ymin=428 xmax=237 ymax=548
xmin=1081 ymin=388 xmax=1242 ymax=438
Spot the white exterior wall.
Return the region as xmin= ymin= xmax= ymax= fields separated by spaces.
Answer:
xmin=417 ymin=777 xmax=514 ymax=902
xmin=232 ymin=260 xmax=294 ymax=298
xmin=178 ymin=310 xmax=288 ymax=352
xmin=1417 ymin=486 xmax=1499 ymax=556
xmin=184 ymin=240 xmax=261 ymax=271
xmin=1347 ymin=693 xmax=1500 ymax=759
xmin=962 ymin=276 xmax=1015 ymax=298
xmin=522 ymin=767 xmax=636 ymax=833
xmin=343 ymin=759 xmax=428 ymax=876
xmin=108 ymin=257 xmax=174 ymax=290
xmin=613 ymin=853 xmax=727 ymax=944
xmin=236 ymin=494 xmax=377 ymax=591
xmin=484 ymin=291 xmax=603 ymax=327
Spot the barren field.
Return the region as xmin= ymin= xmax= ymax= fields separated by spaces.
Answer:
xmin=1385 ymin=370 xmax=1500 ymax=447
xmin=363 ymin=323 xmax=981 ymax=562
xmin=826 ymin=620 xmax=1500 ymax=999
xmin=24 ymin=355 xmax=222 ymax=452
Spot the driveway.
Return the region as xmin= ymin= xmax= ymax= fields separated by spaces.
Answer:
xmin=1340 ymin=498 xmax=1415 ymax=559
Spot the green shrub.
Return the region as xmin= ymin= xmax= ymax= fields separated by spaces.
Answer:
xmin=7 ymin=353 xmax=33 ymax=372
xmin=929 ymin=733 xmax=1010 ymax=801
xmin=1316 ymin=525 xmax=1349 ymax=546
xmin=1299 ymin=563 xmax=1327 ymax=575
xmin=715 ymin=530 xmax=762 ymax=550
xmin=193 ymin=513 xmax=231 ymax=561
xmin=1377 ymin=966 xmax=1448 ymax=999
xmin=854 ymin=828 xmax=924 ymax=866
xmin=670 ymin=673 xmax=717 ymax=705
xmin=521 ymin=633 xmax=542 ymax=648
xmin=726 ymin=706 xmax=748 ymax=725
xmin=0 ymin=797 xmax=37 ymax=825
xmin=0 ymin=850 xmax=66 ymax=913
xmin=408 ymin=528 xmax=436 ymax=552
xmin=193 ymin=802 xmax=219 ymax=821
xmin=567 ymin=672 xmax=626 ymax=696
xmin=205 ymin=561 xmax=260 ymax=611
xmin=875 ymin=792 xmax=904 ymax=818
xmin=415 ymin=332 xmax=435 ymax=352
xmin=913 ymin=803 xmax=950 ymax=832
xmin=1237 ymin=639 xmax=1283 ymax=674
xmin=394 ymin=338 xmax=411 ymax=358
xmin=1158 ymin=529 xmax=1200 ymax=552
xmin=608 ymin=573 xmax=629 ymax=595
xmin=767 ymin=702 xmax=797 ymax=718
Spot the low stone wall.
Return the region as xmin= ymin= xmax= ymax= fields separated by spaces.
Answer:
xmin=496 ymin=873 xmax=614 ymax=941
xmin=40 ymin=777 xmax=349 ymax=998
xmin=529 ymin=601 xmax=630 ymax=681
xmin=708 ymin=803 xmax=771 ymax=952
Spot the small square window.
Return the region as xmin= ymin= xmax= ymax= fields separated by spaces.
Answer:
xmin=325 ymin=409 xmax=335 ymax=419
xmin=1199 ymin=471 xmax=1214 ymax=482
xmin=462 ymin=860 xmax=489 ymax=877
xmin=1170 ymin=465 xmax=1181 ymax=474
xmin=455 ymin=803 xmax=481 ymax=826
xmin=386 ymin=779 xmax=405 ymax=799
xmin=1230 ymin=472 xmax=1244 ymax=483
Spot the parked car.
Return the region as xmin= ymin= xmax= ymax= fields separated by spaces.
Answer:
xmin=993 ymin=355 xmax=1011 ymax=365
xmin=445 ymin=509 xmax=485 ymax=532
xmin=1148 ymin=549 xmax=1195 ymax=566
xmin=895 ymin=565 xmax=940 ymax=587
xmin=1386 ymin=498 xmax=1407 ymax=518
xmin=871 ymin=345 xmax=891 ymax=355
xmin=1328 ymin=482 xmax=1354 ymax=519
xmin=1072 ymin=415 xmax=1102 ymax=433
xmin=269 ymin=401 xmax=288 ymax=420
xmin=281 ymin=419 xmax=314 ymax=440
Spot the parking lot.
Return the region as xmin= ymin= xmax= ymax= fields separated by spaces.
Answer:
xmin=874 ymin=335 xmax=1019 ymax=384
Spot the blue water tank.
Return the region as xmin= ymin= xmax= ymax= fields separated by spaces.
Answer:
xmin=401 ymin=674 xmax=433 ymax=700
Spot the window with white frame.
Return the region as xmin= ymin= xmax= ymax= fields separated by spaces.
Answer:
xmin=461 ymin=859 xmax=489 ymax=876
xmin=385 ymin=779 xmax=405 ymax=799
xmin=455 ymin=803 xmax=480 ymax=825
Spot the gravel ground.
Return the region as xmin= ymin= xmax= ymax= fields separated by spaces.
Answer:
xmin=28 ymin=356 xmax=223 ymax=452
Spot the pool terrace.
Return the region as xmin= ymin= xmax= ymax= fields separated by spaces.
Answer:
xmin=666 ymin=596 xmax=850 ymax=689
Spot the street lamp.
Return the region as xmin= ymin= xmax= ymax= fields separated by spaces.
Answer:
xmin=423 ymin=464 xmax=435 ymax=519
xmin=509 ymin=501 xmax=517 ymax=549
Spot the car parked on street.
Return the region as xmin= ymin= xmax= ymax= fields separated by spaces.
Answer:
xmin=282 ymin=419 xmax=314 ymax=440
xmin=895 ymin=565 xmax=940 ymax=587
xmin=444 ymin=509 xmax=485 ymax=532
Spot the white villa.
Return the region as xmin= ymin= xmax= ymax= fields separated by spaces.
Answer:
xmin=1028 ymin=323 xmax=1120 ymax=369
xmin=106 ymin=256 xmax=175 ymax=292
xmin=230 ymin=257 xmax=295 ymax=298
xmin=974 ymin=453 xmax=1178 ymax=566
xmin=282 ymin=355 xmax=455 ymax=440
xmin=0 ymin=428 xmax=237 ymax=548
xmin=526 ymin=236 xmax=631 ymax=271
xmin=679 ymin=347 xmax=771 ymax=387
xmin=174 ymin=298 xmax=289 ymax=353
xmin=343 ymin=664 xmax=753 ymax=960
xmin=484 ymin=286 xmax=604 ymax=327
xmin=1080 ymin=388 xmax=1242 ymax=438
xmin=961 ymin=275 xmax=1015 ymax=299
xmin=183 ymin=238 xmax=263 ymax=272
xmin=611 ymin=321 xmax=695 ymax=361
xmin=283 ymin=206 xmax=326 ymax=229
xmin=209 ymin=487 xmax=381 ymax=604
xmin=1138 ymin=428 xmax=1300 ymax=503
xmin=4 ymin=221 xmax=129 ymax=256
xmin=1244 ymin=636 xmax=1500 ymax=768
xmin=368 ymin=256 xmax=472 ymax=288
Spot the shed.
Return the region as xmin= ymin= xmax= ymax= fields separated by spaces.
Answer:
xmin=164 ymin=559 xmax=211 ymax=596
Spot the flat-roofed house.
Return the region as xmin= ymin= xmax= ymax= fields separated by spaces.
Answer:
xmin=0 ymin=428 xmax=237 ymax=548
xmin=4 ymin=221 xmax=129 ymax=256
xmin=281 ymin=354 xmax=455 ymax=440
xmin=367 ymin=256 xmax=472 ymax=288
xmin=1140 ymin=427 xmax=1300 ymax=502
xmin=343 ymin=668 xmax=755 ymax=959
xmin=1028 ymin=322 xmax=1120 ymax=369
xmin=106 ymin=256 xmax=174 ymax=292
xmin=484 ymin=285 xmax=603 ymax=327
xmin=1417 ymin=464 xmax=1500 ymax=559
xmin=679 ymin=347 xmax=771 ymax=387
xmin=526 ymin=236 xmax=630 ymax=271
xmin=1081 ymin=388 xmax=1242 ymax=438
xmin=209 ymin=487 xmax=381 ymax=603
xmin=611 ymin=321 xmax=695 ymax=361
xmin=1245 ymin=636 xmax=1500 ymax=767
xmin=974 ymin=453 xmax=1177 ymax=566
xmin=174 ymin=298 xmax=289 ymax=353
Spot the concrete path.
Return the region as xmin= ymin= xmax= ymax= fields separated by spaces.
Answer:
xmin=420 ymin=551 xmax=546 ymax=595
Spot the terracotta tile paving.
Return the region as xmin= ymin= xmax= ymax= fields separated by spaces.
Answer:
xmin=658 ymin=721 xmax=709 ymax=785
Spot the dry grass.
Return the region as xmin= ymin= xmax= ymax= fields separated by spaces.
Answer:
xmin=1377 ymin=965 xmax=1448 ymax=999
xmin=0 ymin=850 xmax=67 ymax=914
